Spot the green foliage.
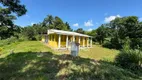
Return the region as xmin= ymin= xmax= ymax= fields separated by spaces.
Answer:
xmin=95 ymin=25 xmax=110 ymax=44
xmin=75 ymin=28 xmax=85 ymax=34
xmin=35 ymin=35 xmax=42 ymax=41
xmin=0 ymin=47 xmax=2 ymax=52
xmin=42 ymin=15 xmax=72 ymax=31
xmin=0 ymin=0 xmax=27 ymax=39
xmin=100 ymin=16 xmax=142 ymax=49
xmin=21 ymin=26 xmax=36 ymax=40
xmin=115 ymin=49 xmax=142 ymax=70
xmin=0 ymin=36 xmax=18 ymax=47
xmin=18 ymin=15 xmax=73 ymax=41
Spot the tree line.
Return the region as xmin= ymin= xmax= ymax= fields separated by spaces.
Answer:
xmin=1 ymin=0 xmax=142 ymax=50
xmin=93 ymin=16 xmax=142 ymax=50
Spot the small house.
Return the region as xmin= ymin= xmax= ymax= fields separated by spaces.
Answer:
xmin=42 ymin=29 xmax=92 ymax=49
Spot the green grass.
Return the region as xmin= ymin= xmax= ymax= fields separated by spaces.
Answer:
xmin=0 ymin=41 xmax=141 ymax=80
xmin=0 ymin=41 xmax=56 ymax=58
xmin=79 ymin=45 xmax=119 ymax=61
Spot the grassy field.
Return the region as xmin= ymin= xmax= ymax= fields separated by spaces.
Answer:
xmin=0 ymin=41 xmax=119 ymax=60
xmin=0 ymin=41 xmax=141 ymax=80
xmin=79 ymin=45 xmax=119 ymax=60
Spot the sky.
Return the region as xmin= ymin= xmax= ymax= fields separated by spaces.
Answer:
xmin=14 ymin=0 xmax=142 ymax=31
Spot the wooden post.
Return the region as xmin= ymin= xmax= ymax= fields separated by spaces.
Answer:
xmin=66 ymin=35 xmax=68 ymax=48
xmin=79 ymin=36 xmax=80 ymax=47
xmin=58 ymin=34 xmax=61 ymax=48
xmin=87 ymin=37 xmax=89 ymax=47
xmin=90 ymin=37 xmax=92 ymax=47
xmin=73 ymin=35 xmax=75 ymax=42
xmin=83 ymin=37 xmax=85 ymax=47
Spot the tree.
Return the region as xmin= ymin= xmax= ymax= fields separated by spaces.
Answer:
xmin=75 ymin=28 xmax=85 ymax=34
xmin=0 ymin=0 xmax=27 ymax=39
xmin=42 ymin=15 xmax=71 ymax=31
xmin=0 ymin=0 xmax=27 ymax=27
xmin=96 ymin=25 xmax=108 ymax=44
xmin=65 ymin=22 xmax=72 ymax=31
xmin=42 ymin=15 xmax=54 ymax=29
xmin=54 ymin=16 xmax=68 ymax=30
xmin=103 ymin=16 xmax=142 ymax=49
xmin=21 ymin=26 xmax=36 ymax=40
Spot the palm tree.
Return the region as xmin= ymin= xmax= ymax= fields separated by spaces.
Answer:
xmin=42 ymin=15 xmax=54 ymax=29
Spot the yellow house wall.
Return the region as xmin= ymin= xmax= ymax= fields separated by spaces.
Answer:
xmin=61 ymin=35 xmax=66 ymax=47
xmin=48 ymin=34 xmax=58 ymax=48
xmin=80 ymin=37 xmax=83 ymax=46
xmin=42 ymin=33 xmax=90 ymax=48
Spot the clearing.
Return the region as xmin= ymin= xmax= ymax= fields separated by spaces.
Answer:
xmin=0 ymin=41 xmax=141 ymax=80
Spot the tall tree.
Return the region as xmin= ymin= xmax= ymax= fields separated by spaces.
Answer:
xmin=65 ymin=22 xmax=72 ymax=31
xmin=42 ymin=15 xmax=54 ymax=29
xmin=54 ymin=16 xmax=67 ymax=30
xmin=75 ymin=28 xmax=85 ymax=34
xmin=0 ymin=0 xmax=27 ymax=39
xmin=109 ymin=16 xmax=142 ymax=49
xmin=96 ymin=25 xmax=108 ymax=44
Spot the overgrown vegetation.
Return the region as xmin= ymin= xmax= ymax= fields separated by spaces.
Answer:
xmin=90 ymin=16 xmax=142 ymax=50
xmin=0 ymin=36 xmax=19 ymax=47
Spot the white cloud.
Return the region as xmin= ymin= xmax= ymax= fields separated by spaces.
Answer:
xmin=84 ymin=20 xmax=94 ymax=27
xmin=104 ymin=15 xmax=121 ymax=23
xmin=87 ymin=28 xmax=93 ymax=31
xmin=139 ymin=18 xmax=142 ymax=21
xmin=73 ymin=23 xmax=79 ymax=27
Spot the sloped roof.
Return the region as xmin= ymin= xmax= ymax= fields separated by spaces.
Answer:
xmin=48 ymin=29 xmax=91 ymax=37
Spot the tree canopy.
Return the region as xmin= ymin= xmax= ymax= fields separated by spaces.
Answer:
xmin=42 ymin=15 xmax=72 ymax=31
xmin=0 ymin=0 xmax=27 ymax=39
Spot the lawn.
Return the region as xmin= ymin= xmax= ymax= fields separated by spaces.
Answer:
xmin=79 ymin=45 xmax=119 ymax=60
xmin=0 ymin=41 xmax=141 ymax=80
xmin=0 ymin=41 xmax=118 ymax=60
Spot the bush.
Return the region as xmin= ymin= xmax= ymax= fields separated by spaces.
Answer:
xmin=102 ymin=41 xmax=113 ymax=49
xmin=102 ymin=38 xmax=122 ymax=49
xmin=115 ymin=49 xmax=142 ymax=70
xmin=0 ymin=36 xmax=18 ymax=47
xmin=130 ymin=38 xmax=142 ymax=49
xmin=35 ymin=35 xmax=42 ymax=41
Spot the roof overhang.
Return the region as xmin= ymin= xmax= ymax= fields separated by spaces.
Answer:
xmin=48 ymin=29 xmax=92 ymax=38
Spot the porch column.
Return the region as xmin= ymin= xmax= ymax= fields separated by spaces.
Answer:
xmin=66 ymin=35 xmax=68 ymax=48
xmin=87 ymin=37 xmax=89 ymax=47
xmin=83 ymin=37 xmax=85 ymax=47
xmin=79 ymin=36 xmax=80 ymax=47
xmin=73 ymin=35 xmax=75 ymax=42
xmin=90 ymin=37 xmax=92 ymax=47
xmin=58 ymin=34 xmax=61 ymax=48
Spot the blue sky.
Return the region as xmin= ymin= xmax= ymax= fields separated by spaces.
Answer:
xmin=14 ymin=0 xmax=142 ymax=31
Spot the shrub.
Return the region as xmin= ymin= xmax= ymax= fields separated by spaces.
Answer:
xmin=35 ymin=35 xmax=42 ymax=41
xmin=130 ymin=38 xmax=142 ymax=49
xmin=0 ymin=36 xmax=18 ymax=47
xmin=115 ymin=49 xmax=142 ymax=70
xmin=102 ymin=41 xmax=113 ymax=49
xmin=102 ymin=37 xmax=122 ymax=49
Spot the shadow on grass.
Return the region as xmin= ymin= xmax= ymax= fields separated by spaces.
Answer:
xmin=0 ymin=52 xmax=141 ymax=80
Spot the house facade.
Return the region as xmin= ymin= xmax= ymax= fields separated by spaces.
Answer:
xmin=42 ymin=29 xmax=92 ymax=49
